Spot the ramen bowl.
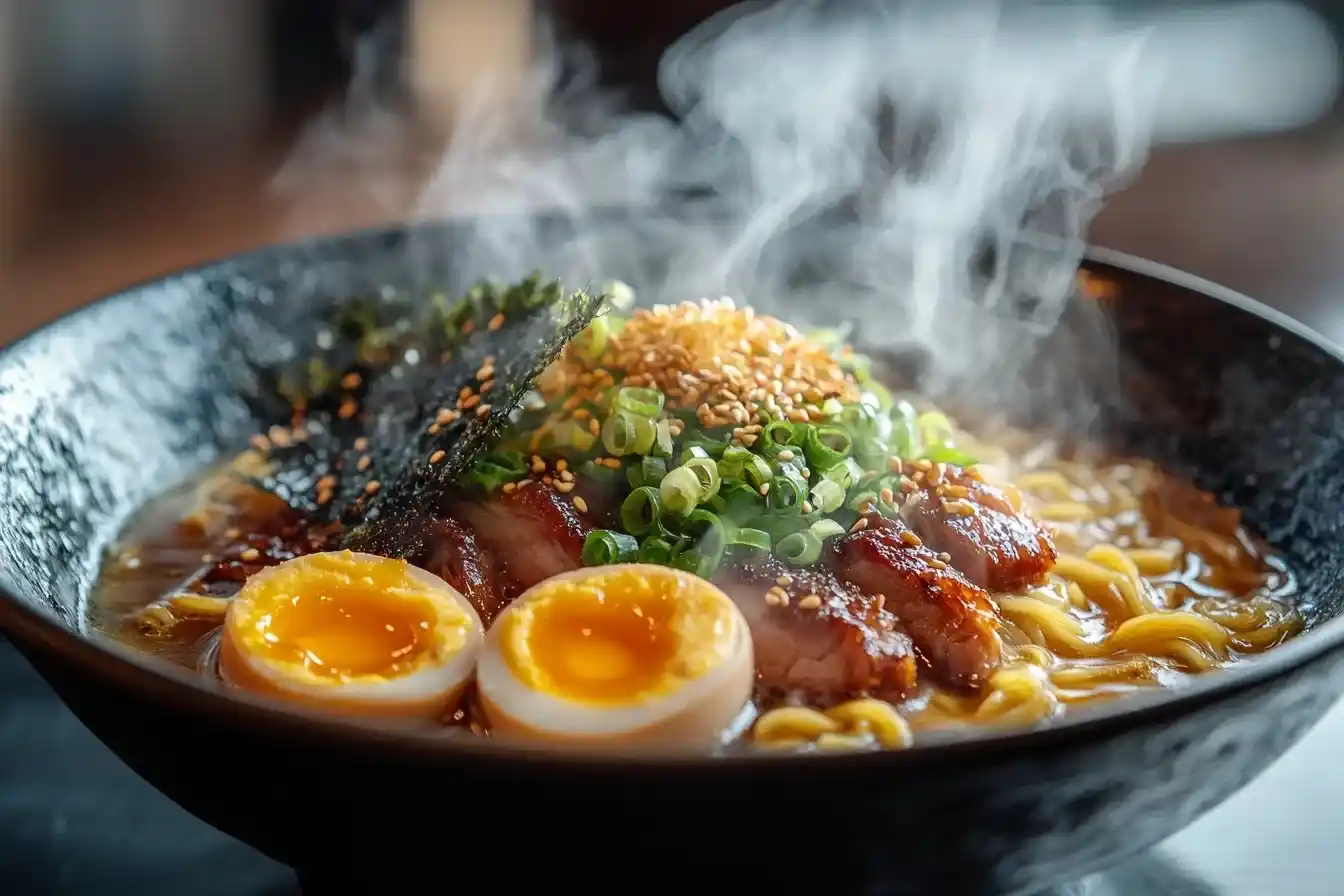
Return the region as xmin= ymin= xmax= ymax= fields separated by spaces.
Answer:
xmin=1 ymin=220 xmax=1342 ymax=896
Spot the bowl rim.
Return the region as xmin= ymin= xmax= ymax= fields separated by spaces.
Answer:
xmin=2 ymin=224 xmax=1343 ymax=772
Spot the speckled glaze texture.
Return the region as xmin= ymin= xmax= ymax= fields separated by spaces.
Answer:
xmin=1 ymin=221 xmax=1344 ymax=896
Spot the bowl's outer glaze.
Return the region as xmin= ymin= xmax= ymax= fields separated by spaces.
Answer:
xmin=2 ymin=220 xmax=1344 ymax=895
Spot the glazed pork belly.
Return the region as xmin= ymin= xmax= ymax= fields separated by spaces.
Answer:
xmin=449 ymin=480 xmax=591 ymax=595
xmin=714 ymin=553 xmax=918 ymax=705
xmin=900 ymin=463 xmax=1057 ymax=593
xmin=836 ymin=513 xmax=1003 ymax=691
xmin=419 ymin=516 xmax=510 ymax=626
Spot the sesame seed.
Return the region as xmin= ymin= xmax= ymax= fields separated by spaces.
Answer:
xmin=899 ymin=529 xmax=922 ymax=547
xmin=765 ymin=592 xmax=781 ymax=607
xmin=224 ymin=527 xmax=242 ymax=540
xmin=502 ymin=481 xmax=518 ymax=494
xmin=460 ymin=319 xmax=475 ymax=335
xmin=487 ymin=313 xmax=506 ymax=331
xmin=802 ymin=502 xmax=814 ymax=514
xmin=850 ymin=517 xmax=869 ymax=533
xmin=588 ymin=418 xmax=601 ymax=437
xmin=429 ymin=450 xmax=446 ymax=464
xmin=354 ymin=437 xmax=369 ymax=452
xmin=341 ymin=372 xmax=362 ymax=390
xmin=929 ymin=558 xmax=948 ymax=570
xmin=573 ymin=496 xmax=589 ymax=513
xmin=338 ymin=400 xmax=357 ymax=420
xmin=559 ymin=470 xmax=574 ymax=483
xmin=365 ymin=480 xmax=381 ymax=495
xmin=776 ymin=449 xmax=795 ymax=462
xmin=461 ymin=394 xmax=482 ymax=410
xmin=239 ymin=548 xmax=260 ymax=562
xmin=555 ymin=459 xmax=569 ymax=472
xmin=427 ymin=423 xmax=441 ymax=436
xmin=436 ymin=408 xmax=458 ymax=426
xmin=798 ymin=594 xmax=822 ymax=610
xmin=249 ymin=434 xmax=271 ymax=452
xmin=943 ymin=499 xmax=976 ymax=516
xmin=943 ymin=484 xmax=971 ymax=499
xmin=938 ymin=551 xmax=952 ymax=562
xmin=357 ymin=455 xmax=372 ymax=472
xmin=554 ymin=480 xmax=575 ymax=493
xmin=477 ymin=364 xmax=496 ymax=381
xmin=758 ymin=483 xmax=771 ymax=497
xmin=475 ymin=403 xmax=491 ymax=419
xmin=879 ymin=487 xmax=895 ymax=506
xmin=317 ymin=475 xmax=338 ymax=490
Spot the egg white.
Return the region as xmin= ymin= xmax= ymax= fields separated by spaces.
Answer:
xmin=476 ymin=565 xmax=755 ymax=747
xmin=219 ymin=552 xmax=484 ymax=720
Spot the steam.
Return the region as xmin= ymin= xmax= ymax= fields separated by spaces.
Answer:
xmin=273 ymin=0 xmax=1335 ymax=398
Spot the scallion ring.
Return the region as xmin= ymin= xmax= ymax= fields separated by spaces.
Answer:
xmin=775 ymin=530 xmax=823 ymax=567
xmin=804 ymin=423 xmax=853 ymax=472
xmin=582 ymin=530 xmax=639 ymax=566
xmin=614 ymin=386 xmax=666 ymax=418
xmin=620 ymin=486 xmax=664 ymax=536
xmin=660 ymin=465 xmax=702 ymax=517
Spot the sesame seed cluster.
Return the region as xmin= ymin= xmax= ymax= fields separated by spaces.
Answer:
xmin=537 ymin=297 xmax=863 ymax=445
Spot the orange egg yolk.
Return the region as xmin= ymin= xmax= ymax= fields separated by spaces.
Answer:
xmin=523 ymin=585 xmax=679 ymax=702
xmin=235 ymin=554 xmax=438 ymax=681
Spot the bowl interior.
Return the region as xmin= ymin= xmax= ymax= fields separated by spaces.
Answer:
xmin=1 ymin=220 xmax=1343 ymax=723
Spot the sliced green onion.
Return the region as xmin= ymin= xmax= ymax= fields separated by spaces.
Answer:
xmin=682 ymin=456 xmax=722 ymax=502
xmin=760 ymin=419 xmax=805 ymax=459
xmin=614 ymin=386 xmax=666 ymax=418
xmin=638 ymin=537 xmax=676 ymax=565
xmin=653 ymin=419 xmax=674 ymax=456
xmin=551 ymin=419 xmax=597 ymax=455
xmin=677 ymin=509 xmax=729 ymax=578
xmin=580 ymin=459 xmax=623 ymax=485
xmin=822 ymin=458 xmax=865 ymax=491
xmin=742 ymin=454 xmax=774 ymax=490
xmin=809 ymin=518 xmax=847 ymax=541
xmin=582 ymin=530 xmax=639 ymax=566
xmin=854 ymin=435 xmax=890 ymax=471
xmin=775 ymin=530 xmax=823 ymax=567
xmin=847 ymin=489 xmax=881 ymax=513
xmin=463 ymin=450 xmax=528 ymax=493
xmin=602 ymin=410 xmax=656 ymax=457
xmin=640 ymin=456 xmax=669 ymax=486
xmin=681 ymin=437 xmax=727 ymax=461
xmin=571 ymin=316 xmax=610 ymax=365
xmin=889 ymin=401 xmax=919 ymax=457
xmin=727 ymin=525 xmax=771 ymax=554
xmin=719 ymin=481 xmax=765 ymax=524
xmin=804 ymin=424 xmax=853 ymax=472
xmin=809 ymin=478 xmax=847 ymax=513
xmin=621 ymin=486 xmax=664 ymax=536
xmin=916 ymin=410 xmax=956 ymax=450
xmin=603 ymin=279 xmax=636 ymax=310
xmin=716 ymin=445 xmax=754 ymax=480
xmin=766 ymin=462 xmax=808 ymax=515
xmin=660 ymin=466 xmax=702 ymax=517
xmin=922 ymin=445 xmax=977 ymax=466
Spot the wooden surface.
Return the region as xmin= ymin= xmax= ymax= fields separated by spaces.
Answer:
xmin=1 ymin=123 xmax=1342 ymax=347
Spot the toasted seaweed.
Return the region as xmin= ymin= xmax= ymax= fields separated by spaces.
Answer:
xmin=244 ymin=275 xmax=606 ymax=557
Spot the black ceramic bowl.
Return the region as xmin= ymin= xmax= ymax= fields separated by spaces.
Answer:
xmin=2 ymin=221 xmax=1344 ymax=896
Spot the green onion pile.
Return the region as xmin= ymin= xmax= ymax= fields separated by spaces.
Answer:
xmin=463 ymin=309 xmax=977 ymax=580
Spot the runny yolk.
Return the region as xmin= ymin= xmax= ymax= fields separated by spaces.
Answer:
xmin=523 ymin=576 xmax=682 ymax=704
xmin=243 ymin=571 xmax=438 ymax=680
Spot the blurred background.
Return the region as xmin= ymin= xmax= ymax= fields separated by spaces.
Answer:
xmin=0 ymin=0 xmax=1340 ymax=343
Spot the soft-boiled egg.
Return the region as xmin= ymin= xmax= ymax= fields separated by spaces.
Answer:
xmin=218 ymin=550 xmax=483 ymax=720
xmin=476 ymin=563 xmax=754 ymax=747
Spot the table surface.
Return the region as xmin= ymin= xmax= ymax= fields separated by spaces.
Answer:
xmin=1 ymin=127 xmax=1343 ymax=894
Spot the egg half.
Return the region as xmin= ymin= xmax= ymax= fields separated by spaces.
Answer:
xmin=219 ymin=550 xmax=484 ymax=720
xmin=476 ymin=563 xmax=754 ymax=747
